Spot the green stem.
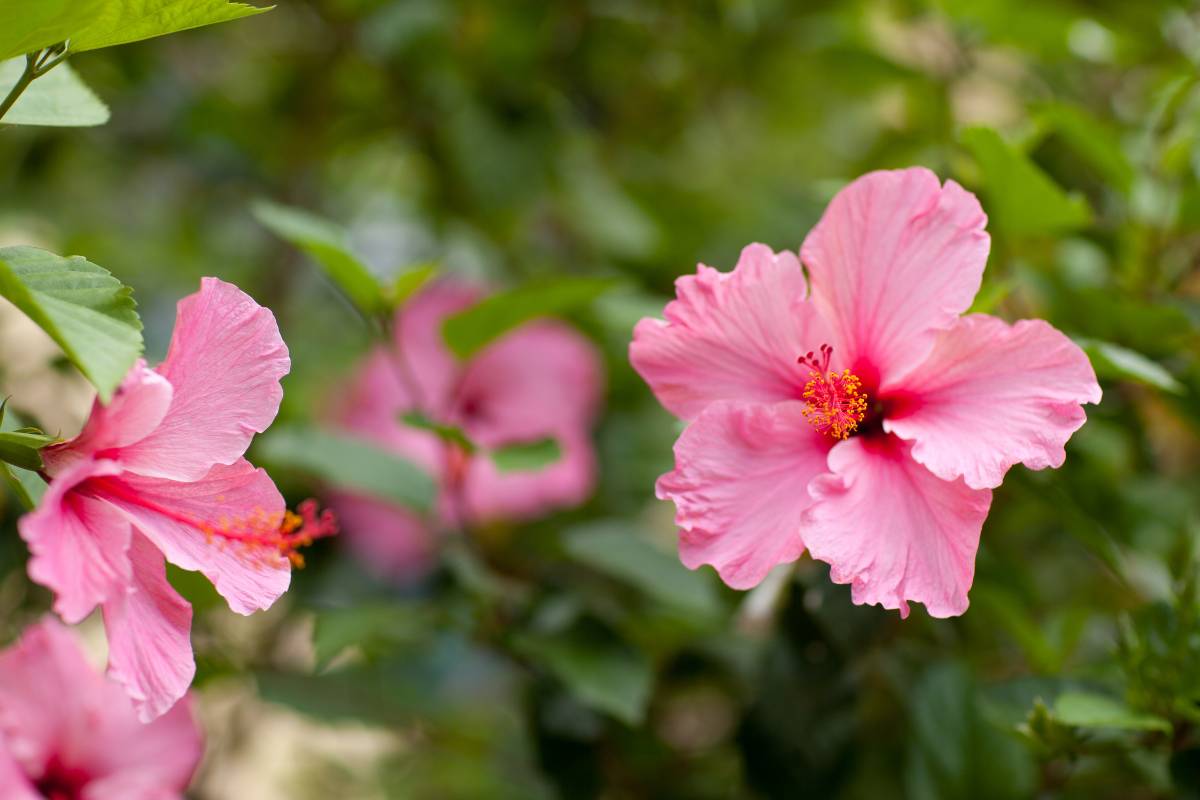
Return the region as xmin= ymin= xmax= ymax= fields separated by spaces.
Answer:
xmin=0 ymin=45 xmax=70 ymax=125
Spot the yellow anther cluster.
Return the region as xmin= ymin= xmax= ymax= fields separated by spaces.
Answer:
xmin=801 ymin=368 xmax=868 ymax=440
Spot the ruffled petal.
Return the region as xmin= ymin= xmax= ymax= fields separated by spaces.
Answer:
xmin=656 ymin=401 xmax=831 ymax=589
xmin=631 ymin=244 xmax=829 ymax=420
xmin=800 ymin=168 xmax=989 ymax=384
xmin=884 ymin=315 xmax=1102 ymax=490
xmin=18 ymin=459 xmax=131 ymax=623
xmin=803 ymin=436 xmax=992 ymax=618
xmin=101 ymin=532 xmax=195 ymax=723
xmin=118 ymin=278 xmax=289 ymax=481
xmin=100 ymin=460 xmax=291 ymax=615
xmin=42 ymin=364 xmax=173 ymax=472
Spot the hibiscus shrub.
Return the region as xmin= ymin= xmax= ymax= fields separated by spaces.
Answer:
xmin=0 ymin=1 xmax=1198 ymax=799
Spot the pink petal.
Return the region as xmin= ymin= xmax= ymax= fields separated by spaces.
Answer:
xmin=18 ymin=459 xmax=131 ymax=623
xmin=455 ymin=320 xmax=603 ymax=435
xmin=630 ymin=244 xmax=830 ymax=420
xmin=42 ymin=364 xmax=173 ymax=472
xmin=803 ymin=437 xmax=993 ymax=618
xmin=331 ymin=492 xmax=439 ymax=581
xmin=102 ymin=532 xmax=195 ymax=723
xmin=0 ymin=747 xmax=39 ymax=800
xmin=656 ymin=401 xmax=831 ymax=589
xmin=392 ymin=280 xmax=480 ymax=412
xmin=101 ymin=460 xmax=291 ymax=615
xmin=884 ymin=315 xmax=1102 ymax=490
xmin=118 ymin=278 xmax=289 ymax=482
xmin=88 ymin=696 xmax=200 ymax=798
xmin=462 ymin=429 xmax=597 ymax=523
xmin=800 ymin=168 xmax=990 ymax=384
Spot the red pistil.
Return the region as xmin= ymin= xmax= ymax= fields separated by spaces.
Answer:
xmin=91 ymin=478 xmax=338 ymax=568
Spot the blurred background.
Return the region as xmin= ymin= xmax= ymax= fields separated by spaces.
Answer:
xmin=2 ymin=0 xmax=1200 ymax=797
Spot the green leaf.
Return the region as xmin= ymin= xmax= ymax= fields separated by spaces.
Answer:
xmin=563 ymin=522 xmax=722 ymax=619
xmin=0 ymin=246 xmax=142 ymax=402
xmin=386 ymin=263 xmax=438 ymax=308
xmin=442 ymin=276 xmax=615 ymax=360
xmin=960 ymin=126 xmax=1091 ymax=236
xmin=0 ymin=58 xmax=108 ymax=127
xmin=489 ymin=437 xmax=561 ymax=473
xmin=255 ymin=425 xmax=436 ymax=512
xmin=515 ymin=629 xmax=653 ymax=724
xmin=0 ymin=430 xmax=56 ymax=470
xmin=1078 ymin=339 xmax=1183 ymax=394
xmin=69 ymin=0 xmax=271 ymax=53
xmin=313 ymin=604 xmax=431 ymax=668
xmin=1052 ymin=691 xmax=1171 ymax=733
xmin=252 ymin=199 xmax=385 ymax=317
xmin=0 ymin=463 xmax=44 ymax=509
xmin=1038 ymin=104 xmax=1134 ymax=193
xmin=0 ymin=0 xmax=105 ymax=61
xmin=400 ymin=411 xmax=475 ymax=452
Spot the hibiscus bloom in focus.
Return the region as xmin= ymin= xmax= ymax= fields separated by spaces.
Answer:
xmin=630 ymin=167 xmax=1101 ymax=617
xmin=20 ymin=278 xmax=334 ymax=720
xmin=0 ymin=619 xmax=202 ymax=799
xmin=333 ymin=279 xmax=602 ymax=578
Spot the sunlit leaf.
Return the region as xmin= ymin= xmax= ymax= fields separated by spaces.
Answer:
xmin=442 ymin=276 xmax=615 ymax=360
xmin=961 ymin=126 xmax=1091 ymax=236
xmin=1052 ymin=691 xmax=1171 ymax=733
xmin=0 ymin=246 xmax=142 ymax=402
xmin=0 ymin=0 xmax=105 ymax=61
xmin=70 ymin=0 xmax=272 ymax=53
xmin=0 ymin=58 xmax=108 ymax=127
xmin=387 ymin=263 xmax=438 ymax=308
xmin=253 ymin=199 xmax=385 ymax=317
xmin=490 ymin=437 xmax=561 ymax=473
xmin=255 ymin=425 xmax=435 ymax=512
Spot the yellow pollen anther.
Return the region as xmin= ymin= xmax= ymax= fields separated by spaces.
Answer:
xmin=798 ymin=345 xmax=868 ymax=440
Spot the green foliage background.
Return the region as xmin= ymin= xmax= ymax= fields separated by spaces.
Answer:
xmin=2 ymin=0 xmax=1199 ymax=797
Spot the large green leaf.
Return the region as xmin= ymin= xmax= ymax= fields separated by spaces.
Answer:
xmin=252 ymin=200 xmax=386 ymax=317
xmin=255 ymin=425 xmax=436 ymax=512
xmin=1052 ymin=691 xmax=1171 ymax=733
xmin=69 ymin=0 xmax=271 ymax=53
xmin=0 ymin=0 xmax=105 ymax=61
xmin=515 ymin=629 xmax=653 ymax=725
xmin=961 ymin=126 xmax=1091 ymax=236
xmin=0 ymin=58 xmax=108 ymax=127
xmin=0 ymin=247 xmax=142 ymax=402
xmin=563 ymin=522 xmax=722 ymax=619
xmin=442 ymin=276 xmax=615 ymax=360
xmin=1078 ymin=339 xmax=1183 ymax=394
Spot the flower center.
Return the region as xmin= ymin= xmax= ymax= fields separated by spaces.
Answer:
xmin=798 ymin=344 xmax=867 ymax=440
xmin=92 ymin=479 xmax=338 ymax=568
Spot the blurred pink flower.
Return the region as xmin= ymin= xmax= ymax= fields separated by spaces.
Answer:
xmin=333 ymin=280 xmax=603 ymax=579
xmin=631 ymin=167 xmax=1102 ymax=617
xmin=0 ymin=619 xmax=202 ymax=800
xmin=20 ymin=278 xmax=333 ymax=721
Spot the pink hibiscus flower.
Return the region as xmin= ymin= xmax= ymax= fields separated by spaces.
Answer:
xmin=333 ymin=279 xmax=603 ymax=578
xmin=0 ymin=619 xmax=202 ymax=800
xmin=630 ymin=167 xmax=1101 ymax=617
xmin=19 ymin=278 xmax=335 ymax=721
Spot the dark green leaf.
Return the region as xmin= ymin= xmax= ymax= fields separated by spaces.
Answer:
xmin=0 ymin=464 xmax=44 ymax=509
xmin=1038 ymin=104 xmax=1134 ymax=193
xmin=515 ymin=629 xmax=653 ymax=724
xmin=442 ymin=277 xmax=615 ymax=360
xmin=1079 ymin=339 xmax=1183 ymax=394
xmin=961 ymin=126 xmax=1091 ymax=236
xmin=253 ymin=199 xmax=385 ymax=317
xmin=0 ymin=430 xmax=55 ymax=470
xmin=400 ymin=411 xmax=475 ymax=452
xmin=70 ymin=0 xmax=271 ymax=52
xmin=313 ymin=604 xmax=431 ymax=668
xmin=255 ymin=425 xmax=435 ymax=512
xmin=489 ymin=437 xmax=561 ymax=473
xmin=0 ymin=58 xmax=109 ymax=127
xmin=0 ymin=246 xmax=142 ymax=402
